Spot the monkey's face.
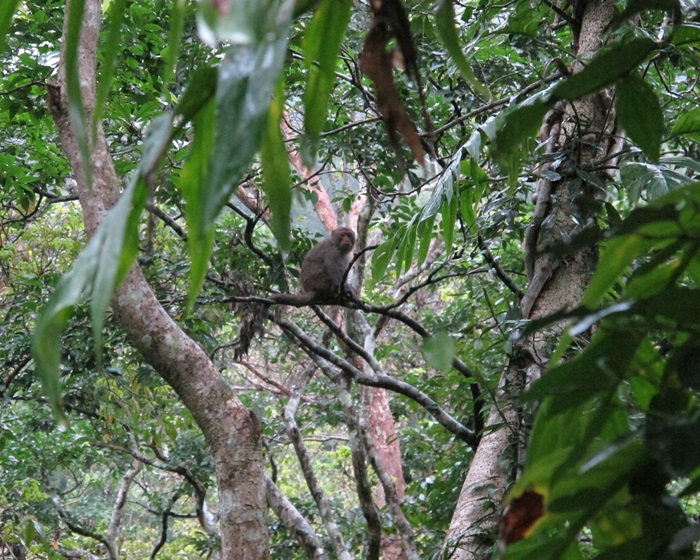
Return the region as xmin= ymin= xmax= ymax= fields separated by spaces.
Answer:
xmin=334 ymin=229 xmax=355 ymax=253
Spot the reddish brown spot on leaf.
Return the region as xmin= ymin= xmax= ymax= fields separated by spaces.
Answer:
xmin=500 ymin=490 xmax=545 ymax=545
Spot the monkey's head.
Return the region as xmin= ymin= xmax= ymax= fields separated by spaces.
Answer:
xmin=332 ymin=228 xmax=356 ymax=254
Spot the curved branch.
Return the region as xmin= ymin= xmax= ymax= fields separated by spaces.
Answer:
xmin=274 ymin=313 xmax=478 ymax=448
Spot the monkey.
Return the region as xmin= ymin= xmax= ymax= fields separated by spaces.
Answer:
xmin=271 ymin=227 xmax=356 ymax=306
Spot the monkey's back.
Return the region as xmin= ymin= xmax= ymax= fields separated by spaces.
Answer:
xmin=300 ymin=240 xmax=345 ymax=297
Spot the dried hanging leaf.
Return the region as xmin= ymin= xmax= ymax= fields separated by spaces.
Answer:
xmin=361 ymin=0 xmax=426 ymax=165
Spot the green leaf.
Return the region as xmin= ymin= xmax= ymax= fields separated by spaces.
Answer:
xmin=190 ymin=7 xmax=292 ymax=297
xmin=434 ymin=0 xmax=490 ymax=99
xmin=460 ymin=185 xmax=476 ymax=228
xmin=636 ymin=287 xmax=700 ymax=327
xmin=93 ymin=0 xmax=128 ymax=142
xmin=647 ymin=415 xmax=700 ymax=476
xmin=441 ymin=196 xmax=457 ymax=253
xmin=417 ymin=215 xmax=435 ymax=266
xmin=422 ymin=331 xmax=455 ymax=372
xmin=620 ymin=162 xmax=669 ymax=201
xmin=65 ymin=0 xmax=92 ymax=187
xmin=173 ymin=66 xmax=218 ymax=124
xmin=300 ymin=0 xmax=352 ymax=165
xmin=502 ymin=0 xmax=548 ymax=36
xmin=616 ymin=74 xmax=663 ymax=162
xmin=161 ymin=0 xmax=187 ymax=95
xmin=581 ymin=234 xmax=651 ymax=307
xmin=197 ymin=0 xmax=287 ymax=45
xmin=0 ymin=0 xmax=22 ymax=54
xmin=180 ymin=97 xmax=216 ymax=306
xmin=261 ymin=78 xmax=292 ymax=251
xmin=493 ymin=97 xmax=551 ymax=171
xmin=552 ymin=38 xmax=657 ymax=101
xmin=23 ymin=518 xmax=36 ymax=551
xmin=32 ymin=180 xmax=148 ymax=424
xmin=524 ymin=329 xmax=641 ymax=412
xmin=372 ymin=235 xmax=399 ymax=283
xmin=670 ymin=106 xmax=700 ymax=139
xmin=671 ymin=23 xmax=700 ymax=47
xmin=399 ymin=222 xmax=418 ymax=275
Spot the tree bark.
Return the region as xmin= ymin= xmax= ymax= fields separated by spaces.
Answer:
xmin=443 ymin=1 xmax=621 ymax=557
xmin=47 ymin=1 xmax=269 ymax=558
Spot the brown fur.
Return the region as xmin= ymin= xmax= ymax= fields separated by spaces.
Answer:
xmin=271 ymin=228 xmax=355 ymax=306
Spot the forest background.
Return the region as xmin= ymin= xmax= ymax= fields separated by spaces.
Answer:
xmin=1 ymin=0 xmax=700 ymax=559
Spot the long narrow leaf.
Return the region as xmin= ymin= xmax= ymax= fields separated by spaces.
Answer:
xmin=552 ymin=38 xmax=657 ymax=101
xmin=32 ymin=178 xmax=148 ymax=423
xmin=93 ymin=0 xmax=128 ymax=142
xmin=65 ymin=0 xmax=92 ymax=186
xmin=301 ymin=0 xmax=352 ymax=165
xmin=161 ymin=0 xmax=187 ymax=95
xmin=191 ymin=4 xmax=293 ymax=295
xmin=180 ymin=98 xmax=216 ymax=306
xmin=32 ymin=114 xmax=172 ymax=422
xmin=261 ymin=78 xmax=292 ymax=250
xmin=0 ymin=0 xmax=21 ymax=54
xmin=434 ymin=0 xmax=490 ymax=99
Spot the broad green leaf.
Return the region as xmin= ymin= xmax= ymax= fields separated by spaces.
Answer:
xmin=670 ymin=106 xmax=700 ymax=139
xmin=647 ymin=415 xmax=700 ymax=476
xmin=493 ymin=97 xmax=551 ymax=171
xmin=552 ymin=38 xmax=657 ymax=101
xmin=65 ymin=0 xmax=92 ymax=187
xmin=621 ymin=162 xmax=668 ymax=201
xmin=501 ymin=524 xmax=586 ymax=560
xmin=581 ymin=234 xmax=650 ymax=307
xmin=32 ymin=104 xmax=172 ymax=422
xmin=502 ymin=0 xmax=548 ymax=36
xmin=422 ymin=170 xmax=452 ymax=220
xmin=300 ymin=0 xmax=352 ymax=165
xmin=173 ymin=66 xmax=218 ymax=124
xmin=261 ymin=78 xmax=292 ymax=250
xmin=622 ymin=239 xmax=687 ymax=299
xmin=191 ymin=5 xmax=292 ymax=296
xmin=671 ymin=23 xmax=700 ymax=47
xmin=23 ymin=519 xmax=36 ymax=552
xmin=581 ymin=184 xmax=699 ymax=307
xmin=524 ymin=329 xmax=641 ymax=411
xmin=422 ymin=331 xmax=455 ymax=372
xmin=616 ymin=74 xmax=663 ymax=162
xmin=93 ymin=0 xmax=128 ymax=142
xmin=434 ymin=0 xmax=490 ymax=99
xmin=465 ymin=128 xmax=481 ymax=161
xmin=636 ymin=287 xmax=700 ymax=327
xmin=197 ymin=0 xmax=287 ymax=45
xmin=0 ymin=0 xmax=21 ymax=54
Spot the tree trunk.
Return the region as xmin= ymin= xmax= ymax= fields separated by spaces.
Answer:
xmin=47 ymin=1 xmax=269 ymax=558
xmin=443 ymin=0 xmax=621 ymax=557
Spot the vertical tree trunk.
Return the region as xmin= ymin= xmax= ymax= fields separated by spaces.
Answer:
xmin=443 ymin=1 xmax=621 ymax=557
xmin=47 ymin=1 xmax=269 ymax=558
